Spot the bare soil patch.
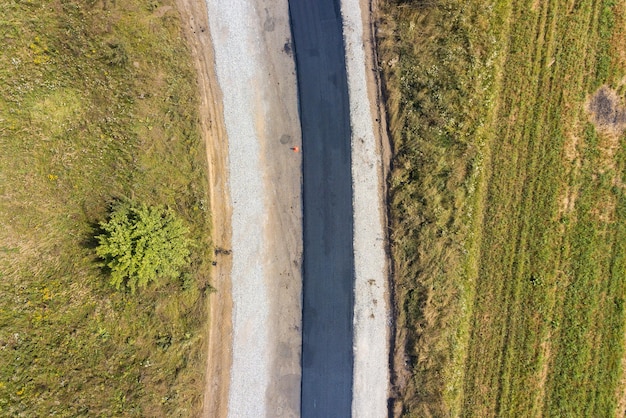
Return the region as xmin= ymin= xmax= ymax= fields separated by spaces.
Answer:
xmin=586 ymin=85 xmax=626 ymax=137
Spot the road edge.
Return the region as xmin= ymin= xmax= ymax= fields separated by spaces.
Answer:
xmin=172 ymin=1 xmax=234 ymax=417
xmin=340 ymin=0 xmax=392 ymax=417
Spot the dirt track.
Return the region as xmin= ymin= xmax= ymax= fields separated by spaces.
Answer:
xmin=172 ymin=1 xmax=233 ymax=417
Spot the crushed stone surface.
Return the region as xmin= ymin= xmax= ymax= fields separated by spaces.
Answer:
xmin=204 ymin=0 xmax=303 ymax=416
xmin=341 ymin=0 xmax=391 ymax=417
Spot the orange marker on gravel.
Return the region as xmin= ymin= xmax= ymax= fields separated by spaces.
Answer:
xmin=290 ymin=146 xmax=300 ymax=153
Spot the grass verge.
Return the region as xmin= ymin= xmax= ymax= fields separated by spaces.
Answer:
xmin=0 ymin=0 xmax=212 ymax=415
xmin=377 ymin=0 xmax=626 ymax=416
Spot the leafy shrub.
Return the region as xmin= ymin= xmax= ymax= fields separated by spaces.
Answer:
xmin=96 ymin=201 xmax=191 ymax=293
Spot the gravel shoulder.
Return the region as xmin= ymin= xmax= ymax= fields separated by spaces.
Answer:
xmin=203 ymin=0 xmax=303 ymax=417
xmin=341 ymin=0 xmax=391 ymax=416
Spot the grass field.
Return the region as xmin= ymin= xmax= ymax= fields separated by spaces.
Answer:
xmin=378 ymin=0 xmax=626 ymax=416
xmin=0 ymin=0 xmax=212 ymax=415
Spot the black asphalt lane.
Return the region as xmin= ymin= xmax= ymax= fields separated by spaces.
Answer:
xmin=288 ymin=0 xmax=354 ymax=417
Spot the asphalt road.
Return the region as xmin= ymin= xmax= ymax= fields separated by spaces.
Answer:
xmin=288 ymin=0 xmax=355 ymax=417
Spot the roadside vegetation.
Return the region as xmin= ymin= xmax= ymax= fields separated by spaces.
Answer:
xmin=378 ymin=0 xmax=626 ymax=416
xmin=0 ymin=0 xmax=212 ymax=415
xmin=96 ymin=202 xmax=192 ymax=294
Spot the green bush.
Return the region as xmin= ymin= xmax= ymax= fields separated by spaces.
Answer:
xmin=96 ymin=202 xmax=191 ymax=293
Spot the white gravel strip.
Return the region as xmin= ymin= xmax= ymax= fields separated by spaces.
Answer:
xmin=341 ymin=1 xmax=390 ymax=417
xmin=204 ymin=2 xmax=269 ymax=417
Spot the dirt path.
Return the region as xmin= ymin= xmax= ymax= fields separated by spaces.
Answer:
xmin=172 ymin=1 xmax=233 ymax=417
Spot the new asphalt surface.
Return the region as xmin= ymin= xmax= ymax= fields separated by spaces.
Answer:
xmin=288 ymin=0 xmax=355 ymax=417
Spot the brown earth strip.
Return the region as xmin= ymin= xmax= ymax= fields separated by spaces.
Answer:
xmin=172 ymin=1 xmax=233 ymax=417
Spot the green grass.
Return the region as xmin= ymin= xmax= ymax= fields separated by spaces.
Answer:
xmin=378 ymin=0 xmax=626 ymax=416
xmin=0 ymin=0 xmax=212 ymax=415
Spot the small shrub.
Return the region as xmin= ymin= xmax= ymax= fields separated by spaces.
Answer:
xmin=96 ymin=201 xmax=191 ymax=293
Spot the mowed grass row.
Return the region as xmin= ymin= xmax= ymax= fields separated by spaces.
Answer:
xmin=464 ymin=0 xmax=626 ymax=416
xmin=378 ymin=0 xmax=626 ymax=416
xmin=0 ymin=0 xmax=212 ymax=416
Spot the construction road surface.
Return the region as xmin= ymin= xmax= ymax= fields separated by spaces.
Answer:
xmin=289 ymin=0 xmax=355 ymax=416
